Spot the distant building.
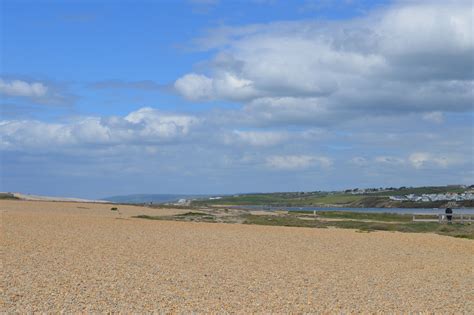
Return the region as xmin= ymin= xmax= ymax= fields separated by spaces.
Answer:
xmin=392 ymin=192 xmax=474 ymax=202
xmin=175 ymin=199 xmax=191 ymax=206
xmin=389 ymin=196 xmax=407 ymax=201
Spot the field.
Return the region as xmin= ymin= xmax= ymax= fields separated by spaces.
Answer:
xmin=192 ymin=192 xmax=365 ymax=206
xmin=1 ymin=200 xmax=473 ymax=313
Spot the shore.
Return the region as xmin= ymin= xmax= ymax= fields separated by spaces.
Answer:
xmin=1 ymin=200 xmax=473 ymax=313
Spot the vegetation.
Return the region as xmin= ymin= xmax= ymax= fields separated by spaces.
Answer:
xmin=367 ymin=185 xmax=467 ymax=196
xmin=133 ymin=210 xmax=473 ymax=239
xmin=133 ymin=215 xmax=166 ymax=220
xmin=192 ymin=192 xmax=366 ymax=206
xmin=133 ymin=215 xmax=164 ymax=220
xmin=0 ymin=193 xmax=19 ymax=200
xmin=293 ymin=211 xmax=414 ymax=222
xmin=191 ymin=185 xmax=473 ymax=208
xmin=242 ymin=213 xmax=474 ymax=239
xmin=134 ymin=213 xmax=216 ymax=222
xmin=175 ymin=212 xmax=209 ymax=216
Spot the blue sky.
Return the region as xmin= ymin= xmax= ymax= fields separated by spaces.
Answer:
xmin=1 ymin=0 xmax=473 ymax=198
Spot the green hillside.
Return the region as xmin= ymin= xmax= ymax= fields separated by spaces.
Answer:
xmin=192 ymin=185 xmax=473 ymax=208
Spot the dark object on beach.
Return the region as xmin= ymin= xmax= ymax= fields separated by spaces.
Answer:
xmin=111 ymin=207 xmax=118 ymax=211
xmin=445 ymin=208 xmax=453 ymax=223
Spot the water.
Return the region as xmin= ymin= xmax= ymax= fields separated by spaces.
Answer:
xmin=231 ymin=205 xmax=474 ymax=214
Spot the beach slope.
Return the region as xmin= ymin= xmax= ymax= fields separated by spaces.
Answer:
xmin=1 ymin=200 xmax=472 ymax=312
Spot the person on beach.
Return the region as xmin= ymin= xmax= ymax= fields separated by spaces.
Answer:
xmin=445 ymin=207 xmax=453 ymax=224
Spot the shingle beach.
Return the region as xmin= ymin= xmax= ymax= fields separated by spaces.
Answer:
xmin=1 ymin=200 xmax=472 ymax=313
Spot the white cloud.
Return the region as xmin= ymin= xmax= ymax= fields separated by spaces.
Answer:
xmin=175 ymin=0 xmax=473 ymax=123
xmin=124 ymin=107 xmax=198 ymax=136
xmin=240 ymin=97 xmax=339 ymax=126
xmin=408 ymin=152 xmax=462 ymax=169
xmin=0 ymin=107 xmax=199 ymax=151
xmin=2 ymin=1 xmax=473 ymax=195
xmin=219 ymin=127 xmax=330 ymax=147
xmin=378 ymin=2 xmax=473 ymax=57
xmin=174 ymin=72 xmax=258 ymax=101
xmin=409 ymin=153 xmax=432 ymax=169
xmin=174 ymin=73 xmax=213 ymax=101
xmin=422 ymin=112 xmax=444 ymax=124
xmin=374 ymin=156 xmax=405 ymax=165
xmin=0 ymin=79 xmax=48 ymax=98
xmin=266 ymin=155 xmax=332 ymax=170
xmin=223 ymin=130 xmax=288 ymax=147
xmin=0 ymin=77 xmax=76 ymax=105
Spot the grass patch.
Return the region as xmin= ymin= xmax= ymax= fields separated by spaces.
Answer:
xmin=243 ymin=214 xmax=327 ymax=228
xmin=133 ymin=211 xmax=473 ymax=239
xmin=292 ymin=211 xmax=413 ymax=222
xmin=304 ymin=194 xmax=364 ymax=205
xmin=175 ymin=212 xmax=209 ymax=216
xmin=134 ymin=213 xmax=216 ymax=222
xmin=242 ymin=214 xmax=473 ymax=239
xmin=192 ymin=193 xmax=366 ymax=206
xmin=175 ymin=212 xmax=216 ymax=221
xmin=133 ymin=215 xmax=164 ymax=220
xmin=369 ymin=186 xmax=466 ymax=196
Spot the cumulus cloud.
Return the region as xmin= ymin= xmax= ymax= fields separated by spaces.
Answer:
xmin=241 ymin=97 xmax=340 ymax=126
xmin=210 ymin=97 xmax=344 ymax=127
xmin=3 ymin=1 xmax=473 ymax=196
xmin=364 ymin=152 xmax=465 ymax=169
xmin=174 ymin=72 xmax=258 ymax=101
xmin=408 ymin=152 xmax=462 ymax=169
xmin=0 ymin=78 xmax=76 ymax=105
xmin=174 ymin=74 xmax=214 ymax=101
xmin=174 ymin=0 xmax=473 ymax=127
xmin=351 ymin=151 xmax=467 ymax=171
xmin=377 ymin=1 xmax=473 ymax=79
xmin=266 ymin=155 xmax=332 ymax=170
xmin=0 ymin=107 xmax=199 ymax=151
xmin=223 ymin=130 xmax=288 ymax=147
xmin=219 ymin=127 xmax=330 ymax=147
xmin=0 ymin=79 xmax=48 ymax=98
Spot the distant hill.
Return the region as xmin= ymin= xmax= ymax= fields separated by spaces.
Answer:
xmin=191 ymin=185 xmax=474 ymax=208
xmin=103 ymin=194 xmax=211 ymax=204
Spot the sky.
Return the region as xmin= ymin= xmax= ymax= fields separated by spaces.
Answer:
xmin=0 ymin=0 xmax=473 ymax=199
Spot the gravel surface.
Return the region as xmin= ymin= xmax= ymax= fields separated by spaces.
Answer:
xmin=1 ymin=200 xmax=473 ymax=313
